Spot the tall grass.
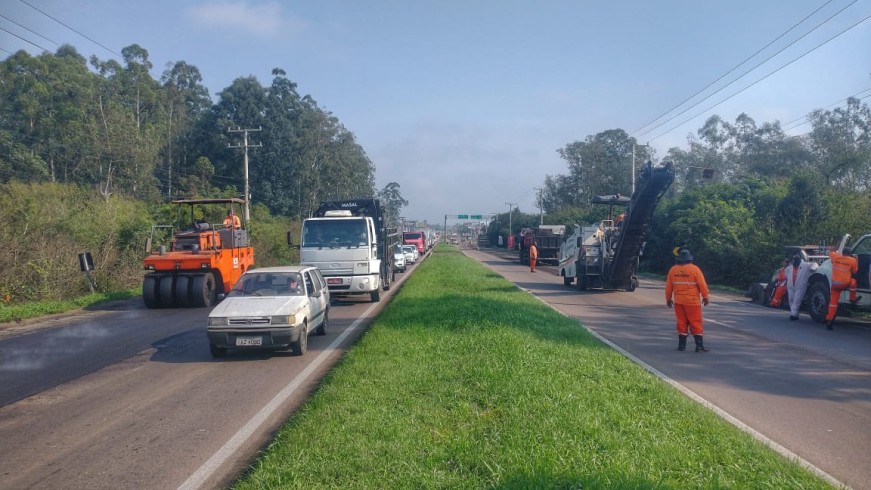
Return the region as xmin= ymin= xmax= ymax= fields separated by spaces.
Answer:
xmin=235 ymin=246 xmax=833 ymax=489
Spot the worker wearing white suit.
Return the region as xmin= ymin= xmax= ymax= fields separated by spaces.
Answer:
xmin=785 ymin=254 xmax=816 ymax=320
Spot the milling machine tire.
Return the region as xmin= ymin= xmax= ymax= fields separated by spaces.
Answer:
xmin=563 ymin=275 xmax=573 ymax=286
xmin=143 ymin=275 xmax=160 ymax=309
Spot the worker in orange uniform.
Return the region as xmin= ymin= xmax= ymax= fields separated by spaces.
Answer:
xmin=529 ymin=241 xmax=538 ymax=272
xmin=768 ymin=258 xmax=789 ymax=308
xmin=826 ymin=247 xmax=860 ymax=330
xmin=223 ymin=209 xmax=241 ymax=230
xmin=666 ymin=248 xmax=710 ymax=352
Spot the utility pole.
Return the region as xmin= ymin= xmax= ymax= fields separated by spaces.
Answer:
xmin=534 ymin=187 xmax=543 ymax=225
xmin=504 ymin=202 xmax=516 ymax=238
xmin=228 ymin=127 xmax=262 ymax=222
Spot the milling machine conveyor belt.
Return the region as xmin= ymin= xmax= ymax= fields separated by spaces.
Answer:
xmin=605 ymin=162 xmax=675 ymax=289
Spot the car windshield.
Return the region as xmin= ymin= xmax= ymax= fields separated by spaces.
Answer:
xmin=403 ymin=245 xmax=414 ymax=253
xmin=228 ymin=272 xmax=303 ymax=297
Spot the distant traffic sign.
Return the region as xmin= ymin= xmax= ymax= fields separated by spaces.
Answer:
xmin=457 ymin=214 xmax=469 ymax=219
xmin=470 ymin=214 xmax=482 ymax=219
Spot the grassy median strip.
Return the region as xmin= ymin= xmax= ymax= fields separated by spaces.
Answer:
xmin=235 ymin=246 xmax=833 ymax=489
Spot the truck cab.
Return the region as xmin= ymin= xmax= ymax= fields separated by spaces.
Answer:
xmin=299 ymin=199 xmax=395 ymax=302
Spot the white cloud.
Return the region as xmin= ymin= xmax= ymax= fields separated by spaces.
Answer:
xmin=186 ymin=1 xmax=301 ymax=37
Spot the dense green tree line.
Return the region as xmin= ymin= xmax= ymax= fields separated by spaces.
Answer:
xmin=0 ymin=44 xmax=409 ymax=304
xmin=490 ymin=98 xmax=871 ymax=287
xmin=0 ymin=44 xmax=382 ymax=217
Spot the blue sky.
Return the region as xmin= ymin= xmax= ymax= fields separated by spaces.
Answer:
xmin=2 ymin=0 xmax=870 ymax=225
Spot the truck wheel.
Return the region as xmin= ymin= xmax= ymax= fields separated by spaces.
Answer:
xmin=370 ymin=287 xmax=381 ymax=302
xmin=143 ymin=275 xmax=160 ymax=309
xmin=159 ymin=275 xmax=177 ymax=308
xmin=175 ymin=275 xmax=192 ymax=308
xmin=209 ymin=342 xmax=228 ymax=358
xmin=563 ymin=275 xmax=572 ymax=286
xmin=291 ymin=322 xmax=308 ymax=356
xmin=808 ymin=281 xmax=830 ymax=323
xmin=627 ymin=276 xmax=638 ymax=292
xmin=192 ymin=273 xmax=216 ymax=308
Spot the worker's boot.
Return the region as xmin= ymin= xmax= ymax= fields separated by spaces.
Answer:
xmin=677 ymin=335 xmax=687 ymax=351
xmin=694 ymin=335 xmax=709 ymax=352
xmin=826 ymin=319 xmax=834 ymax=331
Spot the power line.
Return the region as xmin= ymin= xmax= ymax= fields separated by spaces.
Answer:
xmin=0 ymin=13 xmax=59 ymax=46
xmin=648 ymin=13 xmax=871 ymax=142
xmin=782 ymin=89 xmax=871 ymax=131
xmin=19 ymin=0 xmax=123 ymax=59
xmin=633 ymin=0 xmax=842 ymax=136
xmin=0 ymin=25 xmax=50 ymax=52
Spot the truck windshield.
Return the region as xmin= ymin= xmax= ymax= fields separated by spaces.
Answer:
xmin=302 ymin=220 xmax=368 ymax=248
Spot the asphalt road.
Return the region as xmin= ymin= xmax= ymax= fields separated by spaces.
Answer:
xmin=465 ymin=248 xmax=871 ymax=490
xmin=0 ymin=258 xmax=422 ymax=490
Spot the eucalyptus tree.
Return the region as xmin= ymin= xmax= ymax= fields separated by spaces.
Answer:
xmin=89 ymin=44 xmax=165 ymax=201
xmin=160 ymin=60 xmax=211 ymax=198
xmin=379 ymin=182 xmax=408 ymax=227
xmin=550 ymin=129 xmax=642 ymax=209
xmin=206 ymin=75 xmax=268 ymax=200
xmin=808 ymin=97 xmax=871 ymax=191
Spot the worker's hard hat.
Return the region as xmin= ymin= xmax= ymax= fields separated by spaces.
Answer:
xmin=676 ymin=249 xmax=693 ymax=263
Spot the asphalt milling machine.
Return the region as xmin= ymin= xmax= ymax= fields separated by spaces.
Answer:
xmin=559 ymin=161 xmax=674 ymax=291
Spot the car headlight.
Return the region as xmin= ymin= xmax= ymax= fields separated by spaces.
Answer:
xmin=271 ymin=315 xmax=292 ymax=325
xmin=208 ymin=317 xmax=227 ymax=326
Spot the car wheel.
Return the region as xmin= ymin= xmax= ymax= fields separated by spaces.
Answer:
xmin=315 ymin=311 xmax=327 ymax=336
xmin=808 ymin=281 xmax=830 ymax=323
xmin=291 ymin=322 xmax=308 ymax=356
xmin=209 ymin=342 xmax=228 ymax=358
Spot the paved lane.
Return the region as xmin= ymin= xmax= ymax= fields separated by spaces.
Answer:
xmin=466 ymin=248 xmax=871 ymax=490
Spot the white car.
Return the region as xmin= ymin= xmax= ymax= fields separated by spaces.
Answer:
xmin=393 ymin=245 xmax=407 ymax=272
xmin=402 ymin=244 xmax=418 ymax=264
xmin=206 ymin=265 xmax=330 ymax=358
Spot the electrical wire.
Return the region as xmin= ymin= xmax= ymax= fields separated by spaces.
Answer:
xmin=782 ymin=89 xmax=871 ymax=131
xmin=0 ymin=13 xmax=59 ymax=46
xmin=0 ymin=25 xmax=50 ymax=52
xmin=18 ymin=0 xmax=123 ymax=59
xmin=633 ymin=0 xmax=841 ymax=136
xmin=639 ymin=0 xmax=861 ymax=140
xmin=649 ymin=13 xmax=871 ymax=142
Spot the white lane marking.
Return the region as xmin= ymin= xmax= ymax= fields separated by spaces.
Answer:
xmin=177 ymin=301 xmax=382 ymax=490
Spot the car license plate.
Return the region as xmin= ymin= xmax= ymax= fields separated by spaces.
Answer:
xmin=327 ymin=278 xmax=343 ymax=285
xmin=236 ymin=336 xmax=262 ymax=346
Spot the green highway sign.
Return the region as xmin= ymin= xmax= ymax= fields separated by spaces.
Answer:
xmin=471 ymin=214 xmax=482 ymax=219
xmin=457 ymin=214 xmax=469 ymax=219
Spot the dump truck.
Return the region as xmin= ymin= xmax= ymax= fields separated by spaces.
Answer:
xmin=299 ymin=198 xmax=398 ymax=302
xmin=142 ymin=198 xmax=255 ymax=308
xmin=519 ymin=225 xmax=565 ymax=265
xmin=558 ymin=161 xmax=674 ymax=291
